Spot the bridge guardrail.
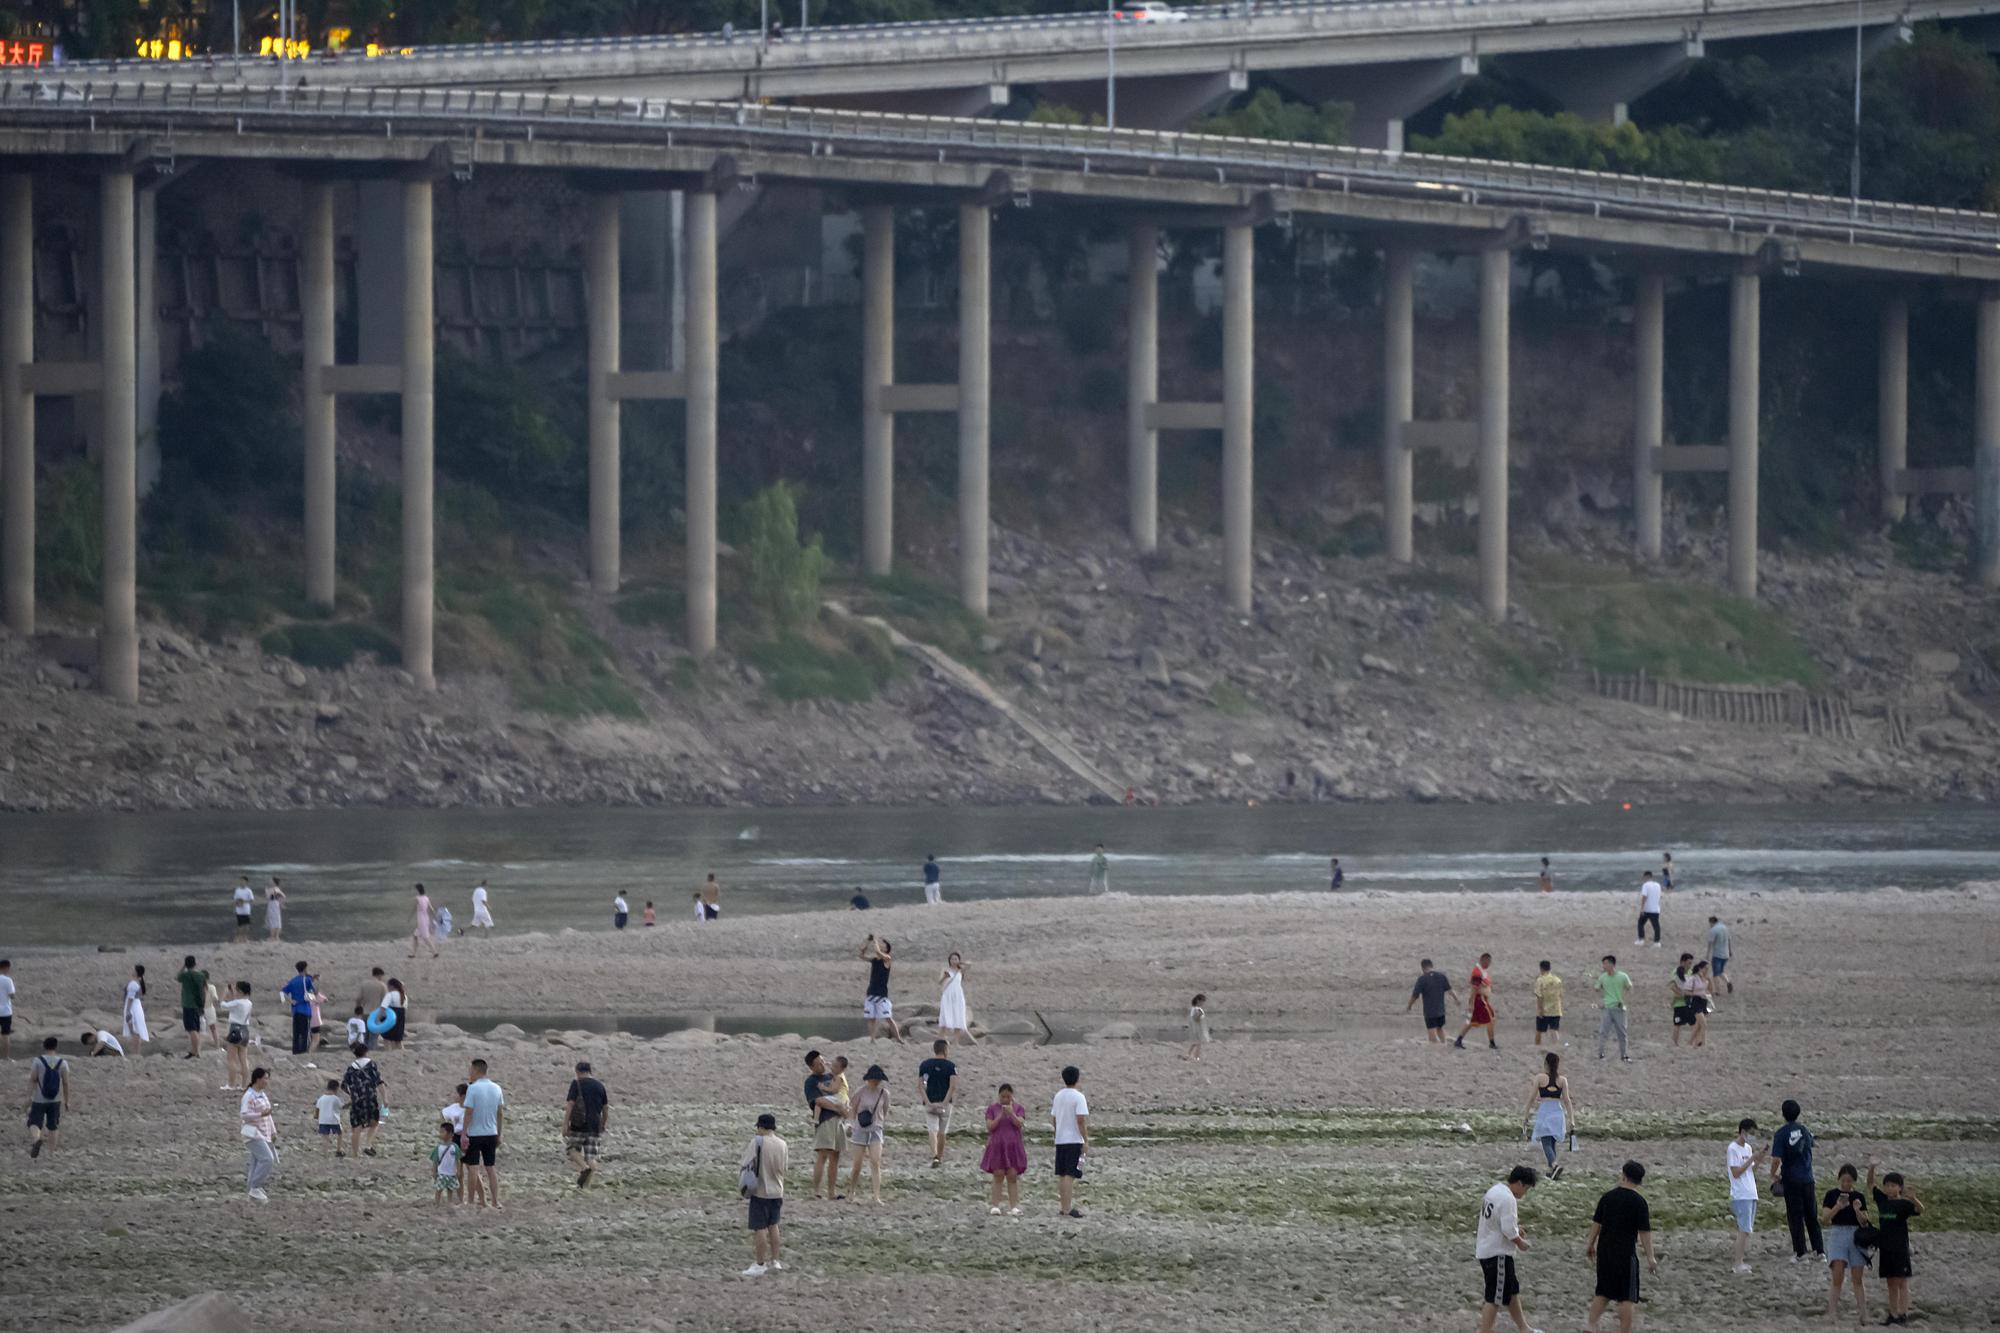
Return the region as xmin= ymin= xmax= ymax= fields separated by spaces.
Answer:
xmin=3 ymin=79 xmax=1995 ymax=249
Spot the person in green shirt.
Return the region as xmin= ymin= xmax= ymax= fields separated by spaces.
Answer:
xmin=1087 ymin=844 xmax=1109 ymax=895
xmin=175 ymin=955 xmax=209 ymax=1059
xmin=1592 ymin=955 xmax=1632 ymax=1063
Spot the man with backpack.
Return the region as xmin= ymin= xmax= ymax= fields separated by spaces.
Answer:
xmin=28 ymin=1035 xmax=68 ymax=1158
xmin=1769 ymin=1097 xmax=1826 ymax=1263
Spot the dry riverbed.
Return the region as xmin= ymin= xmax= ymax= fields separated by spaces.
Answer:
xmin=2 ymin=885 xmax=1996 ymax=1331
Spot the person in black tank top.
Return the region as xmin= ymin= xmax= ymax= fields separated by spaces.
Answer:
xmin=860 ymin=935 xmax=903 ymax=1043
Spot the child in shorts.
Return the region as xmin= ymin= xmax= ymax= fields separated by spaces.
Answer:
xmin=345 ymin=1006 xmax=367 ymax=1049
xmin=643 ymin=900 xmax=657 ymax=927
xmin=316 ymin=1080 xmax=346 ymax=1157
xmin=432 ymin=1121 xmax=462 ymax=1204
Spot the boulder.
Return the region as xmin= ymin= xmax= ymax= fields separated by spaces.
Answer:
xmin=1360 ymin=653 xmax=1403 ymax=677
xmin=1407 ymin=772 xmax=1443 ymax=802
xmin=484 ymin=1023 xmax=528 ymax=1041
xmin=1139 ymin=645 xmax=1172 ymax=687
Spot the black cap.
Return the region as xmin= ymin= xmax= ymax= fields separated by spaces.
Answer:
xmin=755 ymin=1112 xmax=777 ymax=1130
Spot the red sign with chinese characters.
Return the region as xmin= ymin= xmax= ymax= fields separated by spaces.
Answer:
xmin=2 ymin=42 xmax=47 ymax=68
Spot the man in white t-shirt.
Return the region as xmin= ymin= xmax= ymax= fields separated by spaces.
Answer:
xmin=232 ymin=879 xmax=256 ymax=942
xmin=1050 ymin=1065 xmax=1090 ymax=1220
xmin=1475 ymin=1167 xmax=1540 ymax=1333
xmin=1635 ymin=873 xmax=1664 ymax=947
xmin=471 ymin=881 xmax=494 ymax=933
xmin=0 ymin=958 xmax=15 ymax=1059
xmin=83 ymin=1029 xmax=125 ymax=1057
xmin=1727 ymin=1117 xmax=1764 ymax=1273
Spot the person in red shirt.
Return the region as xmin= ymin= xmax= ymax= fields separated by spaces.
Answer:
xmin=1455 ymin=953 xmax=1499 ymax=1050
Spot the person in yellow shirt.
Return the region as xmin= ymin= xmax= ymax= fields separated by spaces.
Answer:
xmin=1533 ymin=960 xmax=1565 ymax=1048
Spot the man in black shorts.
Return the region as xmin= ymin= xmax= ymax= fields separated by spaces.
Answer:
xmin=462 ymin=1058 xmax=506 ymax=1208
xmin=174 ymin=956 xmax=208 ymax=1059
xmin=1585 ymin=1160 xmax=1657 ymax=1333
xmin=1406 ymin=959 xmax=1460 ymax=1043
xmin=1475 ymin=1165 xmax=1539 ymax=1333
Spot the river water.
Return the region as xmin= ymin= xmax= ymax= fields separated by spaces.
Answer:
xmin=0 ymin=801 xmax=1994 ymax=947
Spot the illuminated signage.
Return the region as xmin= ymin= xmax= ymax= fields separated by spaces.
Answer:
xmin=132 ymin=37 xmax=189 ymax=60
xmin=3 ymin=41 xmax=48 ymax=67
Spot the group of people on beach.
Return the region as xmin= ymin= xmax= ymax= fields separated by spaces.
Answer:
xmin=1475 ymin=1096 xmax=1927 ymax=1333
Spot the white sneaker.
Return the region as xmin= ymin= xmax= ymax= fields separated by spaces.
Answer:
xmin=1732 ymin=1263 xmax=1752 ymax=1274
xmin=1008 ymin=1206 xmax=1023 ymax=1216
xmin=740 ymin=1264 xmax=767 ymax=1278
xmin=769 ymin=1261 xmax=784 ymax=1272
xmin=989 ymin=1205 xmax=1002 ymax=1214
xmin=247 ymin=1189 xmax=269 ymax=1202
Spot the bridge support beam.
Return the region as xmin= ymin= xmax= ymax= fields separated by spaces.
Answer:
xmin=100 ymin=168 xmax=139 ymax=703
xmin=686 ymin=189 xmax=720 ymax=655
xmin=1633 ymin=271 xmax=1665 ymax=559
xmin=302 ymin=181 xmax=337 ymax=609
xmin=1 ymin=173 xmax=31 ymax=636
xmin=1382 ymin=246 xmax=1415 ymax=564
xmin=1727 ymin=269 xmax=1760 ymax=601
xmin=1878 ymin=294 xmax=1908 ymax=525
xmin=401 ymin=178 xmax=437 ymax=690
xmin=1222 ymin=222 xmax=1254 ymax=614
xmin=587 ymin=192 xmax=622 ymax=596
xmin=1278 ymin=56 xmax=1477 ymax=153
xmin=957 ymin=201 xmax=991 ymax=618
xmin=1126 ymin=223 xmax=1158 ymax=554
xmin=862 ymin=204 xmax=895 ymax=577
xmin=1477 ymin=245 xmax=1511 ymax=622
xmin=1510 ymin=39 xmax=1702 ymax=125
xmin=1978 ymin=287 xmax=2000 ymax=588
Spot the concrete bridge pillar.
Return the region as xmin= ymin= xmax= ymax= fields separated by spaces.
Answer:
xmin=1727 ymin=269 xmax=1761 ymax=601
xmin=685 ymin=189 xmax=720 ymax=655
xmin=1382 ymin=246 xmax=1415 ymax=564
xmin=100 ymin=169 xmax=139 ymax=704
xmin=1477 ymin=245 xmax=1511 ymax=622
xmin=861 ymin=203 xmax=895 ymax=577
xmin=1222 ymin=222 xmax=1254 ymax=615
xmin=1126 ymin=223 xmax=1159 ymax=554
xmin=1977 ymin=287 xmax=2000 ymax=589
xmin=1633 ymin=271 xmax=1665 ymax=559
xmin=1 ymin=173 xmax=32 ymax=636
xmin=400 ymin=178 xmax=436 ymax=690
xmin=957 ymin=201 xmax=991 ymax=618
xmin=587 ymin=192 xmax=622 ymax=596
xmin=134 ymin=182 xmax=161 ymax=495
xmin=1878 ymin=295 xmax=1908 ymax=525
xmin=302 ymin=181 xmax=337 ymax=609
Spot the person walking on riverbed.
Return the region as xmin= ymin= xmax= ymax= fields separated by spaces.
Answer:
xmin=861 ymin=935 xmax=903 ymax=1043
xmin=342 ymin=1042 xmax=385 ymax=1156
xmin=121 ymin=966 xmax=150 ymax=1049
xmin=1523 ymin=1051 xmax=1573 ymax=1178
xmin=1635 ymin=873 xmax=1664 ymax=947
xmin=280 ymin=962 xmax=315 ymax=1056
xmin=232 ymin=876 xmax=255 ymax=943
xmin=1455 ymin=954 xmax=1498 ymax=1050
xmin=1585 ymin=1162 xmax=1657 ymax=1333
xmin=411 ymin=884 xmax=439 ymax=960
xmin=803 ymin=1051 xmax=847 ymax=1200
xmin=1593 ymin=956 xmax=1632 ymax=1062
xmin=264 ymin=878 xmax=287 ymax=943
xmin=917 ymin=1040 xmax=958 ymax=1168
xmin=845 ymin=1064 xmax=891 ymax=1204
xmin=1532 ymin=961 xmax=1563 ymax=1049
xmin=1052 ymin=1065 xmax=1090 ymax=1219
xmin=1407 ymin=959 xmax=1460 ymax=1042
xmin=0 ymin=959 xmax=13 ymax=1061
xmin=239 ymin=1067 xmax=278 ymax=1202
xmin=464 ymin=1058 xmax=506 ymax=1209
xmin=27 ymin=1036 xmax=68 ymax=1159
xmin=175 ymin=957 xmax=208 ymax=1059
xmin=470 ymin=880 xmax=494 ymax=934
xmin=1088 ymin=844 xmax=1110 ymax=895
xmin=1770 ymin=1098 xmax=1825 ymax=1263
xmin=923 ymin=854 xmax=942 ymax=906
xmin=982 ymin=1082 xmax=1028 ymax=1215
xmin=937 ymin=953 xmax=975 ymax=1045
xmin=564 ymin=1060 xmax=610 ymax=1188
xmin=1475 ymin=1165 xmax=1540 ymax=1333
xmin=741 ymin=1112 xmax=788 ymax=1276
xmin=1537 ymin=857 xmax=1554 ymax=894
xmin=613 ymin=893 xmax=630 ymax=931
xmin=1707 ymin=915 xmax=1733 ymax=997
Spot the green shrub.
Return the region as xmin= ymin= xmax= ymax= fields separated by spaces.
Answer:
xmin=37 ymin=462 xmax=101 ymax=599
xmin=1210 ymin=681 xmax=1253 ymax=715
xmin=261 ymin=622 xmax=402 ymax=670
xmin=741 ymin=631 xmax=892 ymax=702
xmin=156 ymin=322 xmax=299 ymax=500
xmin=743 ymin=482 xmax=828 ymax=632
xmin=614 ymin=584 xmax=685 ymax=627
xmin=435 ymin=350 xmax=582 ymax=512
xmin=1317 ymin=514 xmax=1386 ymax=559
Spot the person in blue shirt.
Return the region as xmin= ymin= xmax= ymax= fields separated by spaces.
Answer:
xmin=1330 ymin=857 xmax=1344 ymax=891
xmin=922 ymin=855 xmax=942 ymax=907
xmin=1769 ymin=1098 xmax=1825 ymax=1262
xmin=281 ymin=961 xmax=315 ymax=1056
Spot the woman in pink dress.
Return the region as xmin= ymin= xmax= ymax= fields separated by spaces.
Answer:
xmin=410 ymin=883 xmax=438 ymax=959
xmin=981 ymin=1082 xmax=1028 ymax=1215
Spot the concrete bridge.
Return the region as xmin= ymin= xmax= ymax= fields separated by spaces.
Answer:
xmin=54 ymin=0 xmax=2000 ymax=143
xmin=0 ymin=82 xmax=1994 ymax=703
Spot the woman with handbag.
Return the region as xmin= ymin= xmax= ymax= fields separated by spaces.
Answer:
xmin=1821 ymin=1163 xmax=1874 ymax=1325
xmin=844 ymin=1064 xmax=892 ymax=1204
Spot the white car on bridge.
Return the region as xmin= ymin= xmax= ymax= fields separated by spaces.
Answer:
xmin=1114 ymin=3 xmax=1192 ymax=22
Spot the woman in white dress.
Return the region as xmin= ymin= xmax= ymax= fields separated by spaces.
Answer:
xmin=265 ymin=878 xmax=287 ymax=942
xmin=936 ymin=952 xmax=976 ymax=1045
xmin=121 ymin=965 xmax=151 ymax=1046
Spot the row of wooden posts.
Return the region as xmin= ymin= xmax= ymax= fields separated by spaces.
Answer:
xmin=1590 ymin=669 xmax=1858 ymax=739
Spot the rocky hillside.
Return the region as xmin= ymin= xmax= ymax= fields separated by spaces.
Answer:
xmin=3 ymin=503 xmax=1996 ymax=814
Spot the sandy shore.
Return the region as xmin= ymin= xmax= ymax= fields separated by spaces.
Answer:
xmin=3 ymin=885 xmax=1996 ymax=1331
